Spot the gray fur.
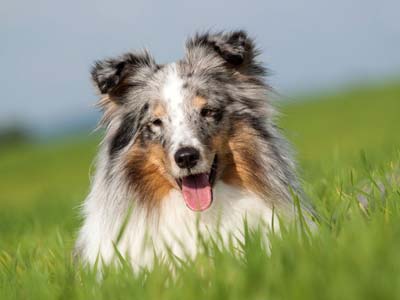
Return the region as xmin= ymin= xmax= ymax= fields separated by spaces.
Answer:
xmin=88 ymin=29 xmax=312 ymax=213
xmin=75 ymin=30 xmax=313 ymax=269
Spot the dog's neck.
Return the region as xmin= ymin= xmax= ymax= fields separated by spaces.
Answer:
xmin=76 ymin=168 xmax=277 ymax=270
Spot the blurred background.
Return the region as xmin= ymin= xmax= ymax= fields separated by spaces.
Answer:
xmin=1 ymin=0 xmax=399 ymax=241
xmin=2 ymin=2 xmax=400 ymax=298
xmin=1 ymin=0 xmax=400 ymax=137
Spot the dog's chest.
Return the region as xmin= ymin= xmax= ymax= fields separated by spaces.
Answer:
xmin=119 ymin=182 xmax=275 ymax=269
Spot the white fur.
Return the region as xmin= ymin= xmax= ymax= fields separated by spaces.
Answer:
xmin=161 ymin=64 xmax=210 ymax=176
xmin=163 ymin=63 xmax=197 ymax=151
xmin=76 ymin=156 xmax=277 ymax=271
xmin=76 ymin=64 xmax=293 ymax=272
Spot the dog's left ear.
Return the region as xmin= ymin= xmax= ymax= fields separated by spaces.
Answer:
xmin=91 ymin=51 xmax=157 ymax=102
xmin=186 ymin=30 xmax=265 ymax=76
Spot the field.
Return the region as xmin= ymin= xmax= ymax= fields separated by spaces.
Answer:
xmin=1 ymin=82 xmax=400 ymax=299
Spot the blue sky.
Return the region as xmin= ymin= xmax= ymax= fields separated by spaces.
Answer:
xmin=1 ymin=0 xmax=400 ymax=133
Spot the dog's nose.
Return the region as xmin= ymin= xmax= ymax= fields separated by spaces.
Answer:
xmin=174 ymin=147 xmax=200 ymax=169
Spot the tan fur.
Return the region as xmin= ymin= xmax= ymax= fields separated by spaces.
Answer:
xmin=153 ymin=103 xmax=166 ymax=118
xmin=125 ymin=121 xmax=271 ymax=211
xmin=125 ymin=141 xmax=175 ymax=210
xmin=215 ymin=122 xmax=272 ymax=199
xmin=192 ymin=96 xmax=207 ymax=109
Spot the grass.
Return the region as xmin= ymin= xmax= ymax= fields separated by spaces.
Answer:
xmin=1 ymin=82 xmax=400 ymax=299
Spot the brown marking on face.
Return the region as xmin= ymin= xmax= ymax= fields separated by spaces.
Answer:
xmin=153 ymin=102 xmax=166 ymax=118
xmin=192 ymin=96 xmax=207 ymax=109
xmin=124 ymin=140 xmax=175 ymax=211
xmin=215 ymin=122 xmax=272 ymax=198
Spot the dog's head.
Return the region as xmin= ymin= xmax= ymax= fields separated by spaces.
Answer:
xmin=92 ymin=31 xmax=272 ymax=212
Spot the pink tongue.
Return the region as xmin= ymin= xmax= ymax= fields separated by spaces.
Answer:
xmin=181 ymin=173 xmax=212 ymax=212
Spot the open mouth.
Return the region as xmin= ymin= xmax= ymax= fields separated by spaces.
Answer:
xmin=176 ymin=155 xmax=218 ymax=212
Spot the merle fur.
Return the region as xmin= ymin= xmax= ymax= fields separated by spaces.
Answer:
xmin=90 ymin=30 xmax=305 ymax=206
xmin=75 ymin=30 xmax=314 ymax=270
xmin=91 ymin=52 xmax=157 ymax=99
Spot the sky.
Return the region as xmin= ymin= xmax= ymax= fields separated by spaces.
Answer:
xmin=1 ymin=0 xmax=400 ymax=133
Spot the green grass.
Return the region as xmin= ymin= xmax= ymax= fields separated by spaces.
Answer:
xmin=1 ymin=82 xmax=400 ymax=299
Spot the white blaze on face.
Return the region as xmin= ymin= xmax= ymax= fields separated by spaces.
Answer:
xmin=162 ymin=64 xmax=201 ymax=160
xmin=162 ymin=64 xmax=213 ymax=211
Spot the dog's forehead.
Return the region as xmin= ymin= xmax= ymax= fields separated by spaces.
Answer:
xmin=124 ymin=63 xmax=184 ymax=112
xmin=138 ymin=61 xmax=213 ymax=113
xmin=161 ymin=63 xmax=185 ymax=102
xmin=148 ymin=62 xmax=192 ymax=111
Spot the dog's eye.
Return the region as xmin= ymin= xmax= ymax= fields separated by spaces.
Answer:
xmin=200 ymin=108 xmax=215 ymax=118
xmin=152 ymin=119 xmax=162 ymax=126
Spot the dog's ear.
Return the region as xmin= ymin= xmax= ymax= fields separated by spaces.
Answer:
xmin=91 ymin=51 xmax=157 ymax=100
xmin=186 ymin=30 xmax=265 ymax=76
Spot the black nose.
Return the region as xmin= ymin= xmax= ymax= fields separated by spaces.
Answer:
xmin=174 ymin=147 xmax=200 ymax=169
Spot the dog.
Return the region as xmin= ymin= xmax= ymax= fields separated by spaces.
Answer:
xmin=75 ymin=30 xmax=311 ymax=271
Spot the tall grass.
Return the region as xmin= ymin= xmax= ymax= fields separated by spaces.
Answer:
xmin=1 ymin=82 xmax=399 ymax=299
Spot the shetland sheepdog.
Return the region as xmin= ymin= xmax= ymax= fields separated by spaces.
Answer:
xmin=75 ymin=30 xmax=311 ymax=271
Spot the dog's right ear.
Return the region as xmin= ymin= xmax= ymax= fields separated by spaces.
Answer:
xmin=91 ymin=51 xmax=157 ymax=102
xmin=186 ymin=30 xmax=265 ymax=77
